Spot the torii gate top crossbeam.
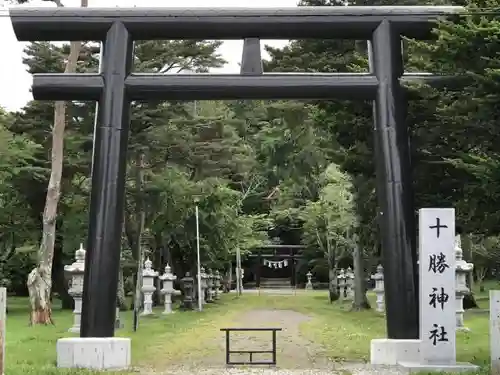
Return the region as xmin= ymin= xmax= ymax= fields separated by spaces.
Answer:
xmin=10 ymin=6 xmax=464 ymax=41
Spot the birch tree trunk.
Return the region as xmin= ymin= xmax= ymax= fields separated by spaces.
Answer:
xmin=27 ymin=0 xmax=88 ymax=325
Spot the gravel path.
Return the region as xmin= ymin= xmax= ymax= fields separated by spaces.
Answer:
xmin=140 ymin=308 xmax=408 ymax=375
xmin=140 ymin=366 xmax=409 ymax=375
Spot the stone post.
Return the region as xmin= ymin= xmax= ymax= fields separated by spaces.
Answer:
xmin=455 ymin=234 xmax=473 ymax=331
xmin=305 ymin=271 xmax=313 ymax=290
xmin=159 ymin=264 xmax=177 ymax=314
xmin=141 ymin=258 xmax=158 ymax=315
xmin=371 ymin=264 xmax=385 ymax=313
xmin=337 ymin=268 xmax=346 ymax=300
xmin=214 ymin=270 xmax=221 ymax=300
xmin=65 ymin=243 xmax=86 ymax=333
xmin=181 ymin=272 xmax=194 ymax=310
xmin=206 ymin=269 xmax=214 ymax=303
xmin=199 ymin=267 xmax=208 ymax=305
xmin=346 ymin=267 xmax=355 ymax=300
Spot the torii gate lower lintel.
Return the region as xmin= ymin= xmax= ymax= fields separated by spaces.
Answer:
xmin=9 ymin=6 xmax=463 ymax=343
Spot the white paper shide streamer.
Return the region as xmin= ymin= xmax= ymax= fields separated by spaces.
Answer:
xmin=263 ymin=259 xmax=289 ymax=269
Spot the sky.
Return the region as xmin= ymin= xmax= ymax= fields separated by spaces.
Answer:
xmin=0 ymin=0 xmax=298 ymax=111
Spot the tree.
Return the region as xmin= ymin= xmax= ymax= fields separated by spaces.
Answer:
xmin=468 ymin=235 xmax=500 ymax=291
xmin=13 ymin=36 xmax=227 ymax=315
xmin=0 ymin=108 xmax=42 ymax=292
xmin=301 ymin=164 xmax=359 ymax=301
xmin=264 ymin=0 xmax=376 ymax=249
xmin=24 ymin=0 xmax=89 ymax=325
xmin=122 ymin=39 xmax=226 ymax=261
xmin=409 ymin=0 xmax=500 ymax=235
xmin=264 ymin=0 xmax=498 ymax=265
xmin=9 ymin=42 xmax=98 ymax=309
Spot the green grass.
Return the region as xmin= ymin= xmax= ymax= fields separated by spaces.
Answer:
xmin=7 ymin=294 xmax=252 ymax=374
xmin=5 ymin=288 xmax=497 ymax=374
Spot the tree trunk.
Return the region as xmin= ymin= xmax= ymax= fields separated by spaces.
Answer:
xmin=153 ymin=243 xmax=162 ymax=306
xmin=226 ymin=261 xmax=233 ymax=293
xmin=463 ymin=293 xmax=479 ymax=309
xmin=352 ymin=244 xmax=370 ymax=311
xmin=463 ymin=234 xmax=476 ymax=291
xmin=52 ymin=237 xmax=73 ymax=310
xmin=164 ymin=238 xmax=173 ymax=269
xmin=27 ymin=30 xmax=86 ymax=324
xmin=117 ymin=266 xmax=128 ymax=310
xmin=133 ymin=153 xmax=146 ymax=331
xmin=468 ymin=271 xmax=475 ymax=293
xmin=124 ymin=212 xmax=137 ymax=258
xmin=476 ymin=267 xmax=487 ymax=292
xmin=327 ymin=246 xmax=339 ymax=302
xmin=57 ymin=269 xmax=73 ymax=310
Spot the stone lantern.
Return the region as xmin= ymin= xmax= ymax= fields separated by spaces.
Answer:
xmin=305 ymin=271 xmax=313 ymax=290
xmin=371 ymin=264 xmax=385 ymax=313
xmin=240 ymin=268 xmax=245 ymax=291
xmin=199 ymin=267 xmax=208 ymax=305
xmin=455 ymin=234 xmax=474 ymax=330
xmin=65 ymin=243 xmax=86 ymax=333
xmin=159 ymin=264 xmax=177 ymax=314
xmin=115 ymin=307 xmax=123 ymax=329
xmin=214 ymin=270 xmax=222 ymax=300
xmin=141 ymin=258 xmax=158 ymax=315
xmin=337 ymin=268 xmax=346 ymax=300
xmin=345 ymin=267 xmax=355 ymax=300
xmin=206 ymin=269 xmax=214 ymax=303
xmin=181 ymin=272 xmax=194 ymax=310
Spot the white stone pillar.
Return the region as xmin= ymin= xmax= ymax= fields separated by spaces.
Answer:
xmin=490 ymin=290 xmax=500 ymax=375
xmin=455 ymin=234 xmax=473 ymax=331
xmin=141 ymin=258 xmax=158 ymax=315
xmin=305 ymin=271 xmax=313 ymax=290
xmin=371 ymin=264 xmax=385 ymax=313
xmin=371 ymin=209 xmax=477 ymax=372
xmin=418 ymin=209 xmax=457 ymax=365
xmin=65 ymin=244 xmax=86 ymax=333
xmin=0 ymin=287 xmax=6 ymax=375
xmin=159 ymin=264 xmax=177 ymax=314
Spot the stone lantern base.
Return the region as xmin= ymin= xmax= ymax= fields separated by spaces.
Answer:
xmin=56 ymin=337 xmax=131 ymax=370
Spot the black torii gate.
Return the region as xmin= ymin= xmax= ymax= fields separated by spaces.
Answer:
xmin=10 ymin=6 xmax=462 ymax=340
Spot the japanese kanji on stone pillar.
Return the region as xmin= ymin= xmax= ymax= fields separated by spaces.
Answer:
xmin=398 ymin=208 xmax=477 ymax=372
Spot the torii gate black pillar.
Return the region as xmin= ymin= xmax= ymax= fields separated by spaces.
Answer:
xmin=371 ymin=20 xmax=419 ymax=339
xmin=80 ymin=22 xmax=133 ymax=337
xmin=9 ymin=6 xmax=462 ymax=342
